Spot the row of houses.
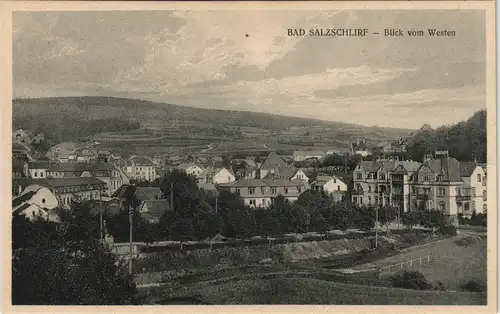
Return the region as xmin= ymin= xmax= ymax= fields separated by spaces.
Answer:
xmin=351 ymin=152 xmax=487 ymax=224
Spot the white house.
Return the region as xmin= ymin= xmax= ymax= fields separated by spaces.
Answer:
xmin=124 ymin=156 xmax=156 ymax=182
xmin=459 ymin=162 xmax=487 ymax=216
xmin=12 ymin=185 xmax=59 ymax=221
xmin=28 ymin=161 xmax=56 ymax=179
xmin=350 ymin=139 xmax=372 ymax=157
xmin=290 ymin=168 xmax=310 ymax=182
xmin=312 ymin=175 xmax=348 ymax=201
xmin=292 ymin=150 xmax=326 ymax=162
xmin=198 ymin=167 xmax=236 ymax=190
xmin=178 ymin=163 xmax=205 ymax=177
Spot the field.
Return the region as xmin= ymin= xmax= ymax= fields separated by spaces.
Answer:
xmin=355 ymin=235 xmax=487 ymax=291
xmin=153 ymin=276 xmax=486 ymax=305
xmin=13 ymin=96 xmax=412 ymax=157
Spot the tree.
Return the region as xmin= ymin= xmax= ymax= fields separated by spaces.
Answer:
xmin=401 ymin=211 xmax=420 ymax=230
xmin=289 ymin=204 xmax=311 ymax=234
xmin=419 ymin=210 xmax=446 ymax=233
xmin=170 ymin=219 xmax=195 ymax=243
xmin=331 ymin=205 xmax=353 ymax=231
xmin=159 ymin=169 xmax=202 ymax=218
xmin=12 ymin=204 xmax=140 ymax=305
xmin=378 ymin=206 xmax=398 ymax=233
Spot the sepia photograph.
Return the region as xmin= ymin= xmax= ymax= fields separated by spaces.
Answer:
xmin=4 ymin=1 xmax=496 ymax=311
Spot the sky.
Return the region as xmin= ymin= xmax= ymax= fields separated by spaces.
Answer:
xmin=13 ymin=10 xmax=486 ymax=129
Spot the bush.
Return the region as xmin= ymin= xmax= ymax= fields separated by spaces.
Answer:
xmin=438 ymin=225 xmax=457 ymax=236
xmin=390 ymin=271 xmax=431 ymax=290
xmin=433 ymin=281 xmax=446 ymax=291
xmin=460 ymin=279 xmax=487 ymax=293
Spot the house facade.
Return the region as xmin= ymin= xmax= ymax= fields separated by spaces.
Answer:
xmin=178 ymin=163 xmax=205 ymax=177
xmin=350 ymin=139 xmax=372 ymax=157
xmin=198 ymin=167 xmax=236 ymax=190
xmin=457 ymin=162 xmax=487 ymax=216
xmin=292 ymin=150 xmax=326 ymax=162
xmin=12 ymin=185 xmax=59 ymax=221
xmin=218 ymin=178 xmax=309 ymax=208
xmin=312 ymin=175 xmax=348 ymax=201
xmin=290 ymin=168 xmax=310 ymax=182
xmin=124 ymin=156 xmax=156 ymax=181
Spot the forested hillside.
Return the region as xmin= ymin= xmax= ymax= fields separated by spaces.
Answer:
xmin=406 ymin=110 xmax=487 ymax=163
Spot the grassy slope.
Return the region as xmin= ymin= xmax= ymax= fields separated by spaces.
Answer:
xmin=13 ymin=96 xmax=412 ymax=136
xmin=162 ymin=277 xmax=486 ymax=305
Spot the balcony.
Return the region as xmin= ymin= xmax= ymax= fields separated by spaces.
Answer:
xmin=415 ymin=194 xmax=429 ymax=200
xmin=456 ymin=195 xmax=472 ymax=202
xmin=352 ymin=190 xmax=364 ymax=196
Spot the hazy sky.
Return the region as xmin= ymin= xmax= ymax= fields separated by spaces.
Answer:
xmin=13 ymin=10 xmax=485 ymax=129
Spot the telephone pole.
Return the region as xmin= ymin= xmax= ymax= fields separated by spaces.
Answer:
xmin=375 ymin=206 xmax=379 ymax=248
xmin=128 ymin=203 xmax=134 ymax=275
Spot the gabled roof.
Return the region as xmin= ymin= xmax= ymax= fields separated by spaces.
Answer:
xmin=29 ymin=161 xmax=57 ymax=169
xmin=357 ymin=161 xmax=383 ymax=173
xmin=140 ymin=200 xmax=170 ymax=221
xmin=259 ymin=152 xmax=287 ymax=171
xmin=199 ymin=167 xmax=235 ymax=178
xmin=12 ymin=191 xmax=37 ymax=207
xmin=313 ymin=175 xmax=336 ymax=185
xmin=130 ymin=156 xmax=154 ymax=166
xmin=111 ymin=185 xmax=137 ymax=199
xmin=459 ymin=162 xmax=479 ymax=177
xmin=47 ymin=162 xmax=91 ymax=173
xmin=420 ymin=157 xmax=462 ymax=182
xmin=87 ymin=159 xmax=115 ymax=172
xmin=135 ymin=187 xmax=163 ymax=201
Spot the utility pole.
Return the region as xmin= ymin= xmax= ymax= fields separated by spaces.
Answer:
xmin=375 ymin=206 xmax=379 ymax=248
xmin=128 ymin=203 xmax=134 ymax=275
xmin=170 ymin=181 xmax=174 ymax=211
xmin=99 ymin=186 xmax=103 ymax=240
xmin=215 ymin=190 xmax=219 ymax=215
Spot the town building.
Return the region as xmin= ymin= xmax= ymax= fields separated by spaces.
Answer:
xmin=123 ymin=156 xmax=157 ymax=182
xmin=28 ymin=161 xmax=57 ymax=179
xmin=352 ymin=154 xmax=488 ymax=226
xmin=12 ymin=184 xmax=59 ymax=221
xmin=255 ymin=151 xmax=297 ymax=180
xmin=378 ymin=138 xmax=407 ymax=154
xmin=311 ymin=175 xmax=348 ymax=201
xmin=197 ymin=167 xmax=236 ymax=190
xmin=16 ymin=177 xmax=108 ymax=209
xmin=218 ymin=178 xmax=309 ymax=208
xmin=46 ymin=158 xmax=126 ymax=196
xmin=290 ymin=168 xmax=310 ymax=182
xmin=350 ymin=139 xmax=372 ymax=157
xmin=292 ymin=150 xmax=326 ymax=162
xmin=178 ymin=163 xmax=205 ymax=177
xmin=112 ymin=185 xmax=170 ymax=222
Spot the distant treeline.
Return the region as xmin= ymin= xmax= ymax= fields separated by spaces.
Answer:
xmin=13 ymin=111 xmax=140 ymax=144
xmin=406 ymin=110 xmax=486 ymax=163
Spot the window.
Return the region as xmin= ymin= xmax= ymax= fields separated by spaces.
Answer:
xmin=249 ymin=200 xmax=256 ymax=206
xmin=412 ymin=187 xmax=416 ymax=194
xmin=249 ymin=188 xmax=255 ymax=195
xmin=456 ymin=188 xmax=461 ymax=196
xmin=356 ymin=184 xmax=362 ymax=191
xmin=285 ymin=188 xmax=289 ymax=194
xmin=337 ymin=185 xmax=340 ymax=191
xmin=34 ymin=172 xmax=38 ymax=177
xmin=236 ymin=188 xmax=240 ymax=196
xmin=271 ymin=188 xmax=277 ymax=194
xmin=477 ymin=174 xmax=481 ymax=182
xmin=298 ymin=187 xmax=302 ymax=193
xmin=380 ymin=174 xmax=386 ymax=181
xmin=464 ymin=203 xmax=470 ymax=212
xmin=368 ymin=186 xmax=372 ymax=192
xmin=334 ymin=178 xmax=337 ymax=183
xmin=437 ymin=187 xmax=445 ymax=196
xmin=483 ymin=190 xmax=487 ymax=201
xmin=353 ymin=196 xmax=358 ymax=204
xmin=360 ymin=197 xmax=363 ymax=205
xmin=424 ymin=175 xmax=430 ymax=181
xmin=356 ymin=173 xmax=362 ymax=180
xmin=375 ymin=196 xmax=379 ymax=205
xmin=368 ymin=196 xmax=371 ymax=205
xmin=438 ymin=201 xmax=445 ymax=211
xmin=483 ymin=204 xmax=487 ymax=213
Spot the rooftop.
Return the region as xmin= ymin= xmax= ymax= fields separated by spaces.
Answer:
xmin=30 ymin=177 xmax=107 ymax=189
xmin=226 ymin=178 xmax=308 ymax=188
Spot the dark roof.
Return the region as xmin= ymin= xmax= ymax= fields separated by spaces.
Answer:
xmin=111 ymin=184 xmax=137 ymax=199
xmin=13 ymin=159 xmax=26 ymax=172
xmin=47 ymin=162 xmax=91 ymax=173
xmin=15 ymin=202 xmax=33 ymax=212
xmin=227 ymin=178 xmax=308 ymax=188
xmin=259 ymin=152 xmax=287 ymax=171
xmin=12 ymin=141 xmax=30 ymax=152
xmin=459 ymin=162 xmax=478 ymax=177
xmin=87 ymin=159 xmax=115 ymax=172
xmin=12 ymin=191 xmax=37 ymax=207
xmin=421 ymin=157 xmax=462 ymax=182
xmin=135 ymin=187 xmax=163 ymax=201
xmin=29 ymin=161 xmax=57 ymax=169
xmin=33 ymin=177 xmax=107 ymax=189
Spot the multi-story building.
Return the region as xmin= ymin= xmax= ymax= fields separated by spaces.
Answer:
xmin=123 ymin=156 xmax=156 ymax=182
xmin=352 ymin=159 xmax=421 ymax=211
xmin=28 ymin=161 xmax=57 ymax=179
xmin=218 ymin=178 xmax=309 ymax=208
xmin=17 ymin=177 xmax=108 ymax=209
xmin=353 ymin=155 xmax=488 ymax=226
xmin=255 ymin=151 xmax=297 ymax=180
xmin=46 ymin=157 xmax=125 ymax=196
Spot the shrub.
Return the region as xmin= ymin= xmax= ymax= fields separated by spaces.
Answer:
xmin=390 ymin=271 xmax=431 ymax=290
xmin=438 ymin=225 xmax=457 ymax=236
xmin=460 ymin=279 xmax=487 ymax=293
xmin=433 ymin=281 xmax=446 ymax=291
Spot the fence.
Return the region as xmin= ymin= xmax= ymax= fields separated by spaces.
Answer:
xmin=378 ymin=254 xmax=431 ymax=279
